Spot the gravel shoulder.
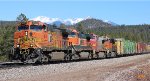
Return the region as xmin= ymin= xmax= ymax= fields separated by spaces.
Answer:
xmin=0 ymin=54 xmax=150 ymax=81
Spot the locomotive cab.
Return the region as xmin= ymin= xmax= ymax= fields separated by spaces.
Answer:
xmin=14 ymin=21 xmax=48 ymax=49
xmin=90 ymin=34 xmax=98 ymax=50
xmin=102 ymin=38 xmax=116 ymax=53
xmin=67 ymin=29 xmax=79 ymax=46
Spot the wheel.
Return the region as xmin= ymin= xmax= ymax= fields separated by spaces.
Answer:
xmin=111 ymin=52 xmax=117 ymax=57
xmin=41 ymin=54 xmax=49 ymax=63
xmin=103 ymin=53 xmax=107 ymax=58
xmin=47 ymin=53 xmax=52 ymax=62
xmin=88 ymin=53 xmax=93 ymax=59
xmin=26 ymin=48 xmax=43 ymax=64
xmin=25 ymin=53 xmax=39 ymax=64
xmin=96 ymin=53 xmax=99 ymax=59
xmin=64 ymin=54 xmax=71 ymax=61
xmin=36 ymin=49 xmax=44 ymax=63
xmin=107 ymin=53 xmax=112 ymax=58
xmin=96 ymin=52 xmax=106 ymax=58
xmin=71 ymin=53 xmax=80 ymax=60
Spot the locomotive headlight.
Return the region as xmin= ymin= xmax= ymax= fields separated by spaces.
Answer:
xmin=17 ymin=44 xmax=20 ymax=47
xmin=25 ymin=31 xmax=28 ymax=36
xmin=30 ymin=44 xmax=33 ymax=47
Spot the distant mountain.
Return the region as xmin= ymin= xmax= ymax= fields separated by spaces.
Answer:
xmin=31 ymin=16 xmax=118 ymax=27
xmin=103 ymin=20 xmax=119 ymax=26
xmin=52 ymin=21 xmax=63 ymax=26
xmin=73 ymin=18 xmax=112 ymax=29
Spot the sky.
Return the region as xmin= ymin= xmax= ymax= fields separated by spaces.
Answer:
xmin=0 ymin=0 xmax=150 ymax=25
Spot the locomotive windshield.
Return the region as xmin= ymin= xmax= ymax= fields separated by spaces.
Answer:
xmin=30 ymin=25 xmax=42 ymax=31
xmin=79 ymin=33 xmax=86 ymax=39
xmin=18 ymin=25 xmax=29 ymax=31
xmin=90 ymin=35 xmax=95 ymax=39
xmin=68 ymin=32 xmax=76 ymax=37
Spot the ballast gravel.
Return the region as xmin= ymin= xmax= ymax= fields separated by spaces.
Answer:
xmin=0 ymin=54 xmax=150 ymax=81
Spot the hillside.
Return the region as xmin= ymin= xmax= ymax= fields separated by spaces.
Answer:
xmin=86 ymin=25 xmax=150 ymax=43
xmin=0 ymin=21 xmax=16 ymax=26
xmin=73 ymin=18 xmax=112 ymax=29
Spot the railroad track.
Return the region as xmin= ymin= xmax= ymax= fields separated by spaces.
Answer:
xmin=0 ymin=62 xmax=29 ymax=69
xmin=0 ymin=52 xmax=150 ymax=69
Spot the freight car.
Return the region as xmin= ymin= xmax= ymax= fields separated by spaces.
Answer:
xmin=9 ymin=21 xmax=150 ymax=63
xmin=114 ymin=38 xmax=150 ymax=55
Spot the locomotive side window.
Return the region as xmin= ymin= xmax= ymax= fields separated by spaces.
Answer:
xmin=90 ymin=34 xmax=95 ymax=39
xmin=110 ymin=39 xmax=115 ymax=44
xmin=68 ymin=32 xmax=76 ymax=37
xmin=43 ymin=25 xmax=47 ymax=31
xmin=48 ymin=34 xmax=52 ymax=42
xmin=62 ymin=30 xmax=69 ymax=39
xmin=79 ymin=33 xmax=86 ymax=39
xmin=85 ymin=34 xmax=91 ymax=41
xmin=91 ymin=36 xmax=95 ymax=39
xmin=18 ymin=25 xmax=29 ymax=31
xmin=102 ymin=40 xmax=106 ymax=44
xmin=30 ymin=25 xmax=42 ymax=31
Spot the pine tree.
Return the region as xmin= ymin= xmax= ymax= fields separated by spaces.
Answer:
xmin=60 ymin=24 xmax=66 ymax=29
xmin=77 ymin=23 xmax=84 ymax=33
xmin=16 ymin=13 xmax=28 ymax=23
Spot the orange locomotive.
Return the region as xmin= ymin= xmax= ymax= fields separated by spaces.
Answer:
xmin=12 ymin=21 xmax=50 ymax=63
xmin=10 ymin=21 xmax=96 ymax=63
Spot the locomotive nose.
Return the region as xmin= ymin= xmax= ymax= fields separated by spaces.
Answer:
xmin=16 ymin=30 xmax=35 ymax=49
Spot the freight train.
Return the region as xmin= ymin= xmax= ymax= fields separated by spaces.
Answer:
xmin=9 ymin=21 xmax=150 ymax=63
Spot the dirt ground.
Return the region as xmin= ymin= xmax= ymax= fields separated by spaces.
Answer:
xmin=1 ymin=54 xmax=150 ymax=81
xmin=31 ymin=58 xmax=150 ymax=81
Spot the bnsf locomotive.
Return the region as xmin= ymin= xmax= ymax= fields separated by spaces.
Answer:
xmin=9 ymin=21 xmax=150 ymax=63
